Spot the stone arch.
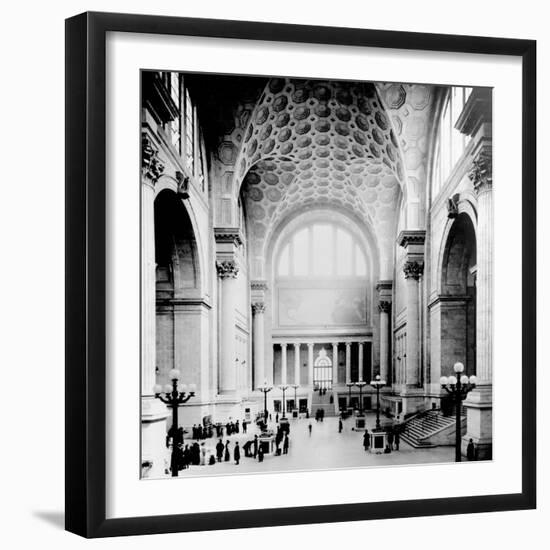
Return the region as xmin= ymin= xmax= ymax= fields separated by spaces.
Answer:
xmin=436 ymin=212 xmax=477 ymax=381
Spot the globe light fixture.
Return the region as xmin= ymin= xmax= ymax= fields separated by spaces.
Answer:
xmin=440 ymin=361 xmax=476 ymax=462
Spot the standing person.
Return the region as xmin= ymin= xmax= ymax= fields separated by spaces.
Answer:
xmin=243 ymin=440 xmax=252 ymax=457
xmin=338 ymin=418 xmax=343 ymax=433
xmin=388 ymin=429 xmax=394 ymax=450
xmin=234 ymin=442 xmax=241 ymax=465
xmin=253 ymin=434 xmax=259 ymax=458
xmin=224 ymin=440 xmax=230 ymax=462
xmin=363 ymin=429 xmax=370 ymax=451
xmin=182 ymin=444 xmax=190 ymax=469
xmin=275 ymin=412 xmax=279 ymax=424
xmin=394 ymin=430 xmax=400 ymax=451
xmin=216 ymin=438 xmax=224 ymax=462
xmin=242 ymin=419 xmax=247 ymax=433
xmin=258 ymin=446 xmax=264 ymax=462
xmin=283 ymin=434 xmax=289 ymax=454
xmin=308 ymin=422 xmax=312 ymax=436
xmin=235 ymin=420 xmax=240 ymax=434
xmin=467 ymin=438 xmax=476 ymax=461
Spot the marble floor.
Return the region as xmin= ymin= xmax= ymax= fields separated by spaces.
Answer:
xmin=160 ymin=413 xmax=455 ymax=478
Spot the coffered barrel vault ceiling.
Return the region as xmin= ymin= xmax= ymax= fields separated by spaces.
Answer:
xmin=203 ymin=76 xmax=437 ymax=279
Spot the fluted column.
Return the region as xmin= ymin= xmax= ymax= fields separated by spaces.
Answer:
xmin=345 ymin=342 xmax=351 ymax=383
xmin=294 ymin=342 xmax=301 ymax=385
xmin=252 ymin=302 xmax=266 ymax=390
xmin=331 ymin=342 xmax=339 ymax=385
xmin=281 ymin=343 xmax=288 ymax=385
xmin=379 ymin=301 xmax=391 ymax=383
xmin=403 ymin=261 xmax=423 ymax=387
xmin=307 ymin=343 xmax=314 ymax=386
xmin=358 ymin=342 xmax=364 ymax=382
xmin=217 ymin=260 xmax=239 ymax=393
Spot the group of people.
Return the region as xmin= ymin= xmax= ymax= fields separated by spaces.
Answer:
xmin=314 ymin=408 xmax=325 ymax=422
xmin=171 ymin=441 xmax=204 ymax=472
xmin=213 ymin=419 xmax=248 ymax=438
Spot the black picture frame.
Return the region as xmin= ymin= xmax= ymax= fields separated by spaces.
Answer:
xmin=65 ymin=11 xmax=536 ymax=538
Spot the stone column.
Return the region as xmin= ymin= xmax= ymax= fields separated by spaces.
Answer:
xmin=294 ymin=342 xmax=301 ymax=385
xmin=378 ymin=301 xmax=391 ymax=383
xmin=307 ymin=343 xmax=314 ymax=386
xmin=216 ymin=260 xmax=239 ymax=393
xmin=252 ymin=302 xmax=266 ymax=390
xmin=464 ymin=146 xmax=493 ymax=459
xmin=281 ymin=343 xmax=288 ymax=385
xmin=140 ymin=133 xmax=169 ymax=478
xmin=403 ymin=261 xmax=423 ymax=387
xmin=331 ymin=342 xmax=339 ymax=385
xmin=358 ymin=342 xmax=364 ymax=382
xmin=345 ymin=342 xmax=351 ymax=383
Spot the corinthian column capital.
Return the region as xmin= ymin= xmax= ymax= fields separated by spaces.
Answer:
xmin=252 ymin=302 xmax=266 ymax=315
xmin=469 ymin=147 xmax=493 ymax=194
xmin=142 ymin=133 xmax=165 ymax=184
xmin=403 ymin=261 xmax=424 ymax=280
xmin=378 ymin=300 xmax=392 ymax=314
xmin=216 ymin=260 xmax=239 ymax=279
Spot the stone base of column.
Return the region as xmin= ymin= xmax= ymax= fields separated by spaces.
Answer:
xmin=463 ymin=384 xmax=493 ymax=460
xmin=397 ymin=388 xmax=425 ymax=416
xmin=141 ymin=396 xmax=170 ymax=479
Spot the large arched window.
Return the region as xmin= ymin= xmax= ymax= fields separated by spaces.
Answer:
xmin=433 ymin=87 xmax=472 ymax=196
xmin=277 ymin=223 xmax=367 ymax=278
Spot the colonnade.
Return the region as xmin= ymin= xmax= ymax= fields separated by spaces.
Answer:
xmin=268 ymin=340 xmax=370 ymax=386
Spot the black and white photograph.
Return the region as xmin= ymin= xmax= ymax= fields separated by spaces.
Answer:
xmin=141 ymin=72 xmax=493 ymax=479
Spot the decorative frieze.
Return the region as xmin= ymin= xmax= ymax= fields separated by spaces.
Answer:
xmin=216 ymin=260 xmax=239 ymax=279
xmin=142 ymin=134 xmax=165 ymax=184
xmin=469 ymin=148 xmax=493 ymax=194
xmin=403 ymin=261 xmax=424 ymax=280
xmin=250 ymin=280 xmax=268 ymax=292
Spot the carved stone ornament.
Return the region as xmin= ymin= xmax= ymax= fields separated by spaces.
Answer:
xmin=176 ymin=171 xmax=190 ymax=200
xmin=469 ymin=149 xmax=492 ymax=193
xmin=142 ymin=134 xmax=165 ymax=184
xmin=447 ymin=193 xmax=460 ymax=219
xmin=252 ymin=302 xmax=266 ymax=314
xmin=403 ymin=261 xmax=424 ymax=280
xmin=250 ymin=281 xmax=268 ymax=292
xmin=216 ymin=260 xmax=239 ymax=279
xmin=378 ymin=300 xmax=392 ymax=314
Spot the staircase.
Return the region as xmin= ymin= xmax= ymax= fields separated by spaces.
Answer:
xmin=400 ymin=409 xmax=466 ymax=448
xmin=311 ymin=389 xmax=337 ymax=417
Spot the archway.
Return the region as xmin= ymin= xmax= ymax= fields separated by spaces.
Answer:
xmin=154 ymin=189 xmax=204 ymax=397
xmin=439 ymin=212 xmax=477 ymax=380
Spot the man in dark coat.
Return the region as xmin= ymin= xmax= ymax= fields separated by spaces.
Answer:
xmin=235 ymin=420 xmax=240 ymax=433
xmin=283 ymin=434 xmax=289 ymax=454
xmin=243 ymin=440 xmax=252 ymax=457
xmin=242 ymin=419 xmax=247 ymax=433
xmin=338 ymin=419 xmax=343 ymax=433
xmin=467 ymin=438 xmax=476 ymax=461
xmin=394 ymin=430 xmax=400 ymax=451
xmin=234 ymin=442 xmax=241 ymax=465
xmin=216 ymin=439 xmax=224 ymax=462
xmin=224 ymin=440 xmax=230 ymax=462
xmin=258 ymin=446 xmax=264 ymax=462
xmin=363 ymin=430 xmax=370 ymax=451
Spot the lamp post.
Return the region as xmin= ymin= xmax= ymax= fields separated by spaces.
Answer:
xmin=370 ymin=374 xmax=386 ymax=431
xmin=279 ymin=385 xmax=289 ymax=419
xmin=291 ymin=384 xmax=299 ymax=413
xmin=355 ymin=381 xmax=367 ymax=415
xmin=153 ymin=369 xmax=196 ymax=477
xmin=440 ymin=362 xmax=476 ymax=462
xmin=258 ymin=380 xmax=272 ymax=422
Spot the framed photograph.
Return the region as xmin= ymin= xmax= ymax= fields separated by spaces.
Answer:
xmin=65 ymin=11 xmax=536 ymax=538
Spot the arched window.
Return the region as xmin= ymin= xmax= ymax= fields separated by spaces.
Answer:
xmin=433 ymin=87 xmax=472 ymax=196
xmin=277 ymin=223 xmax=367 ymax=278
